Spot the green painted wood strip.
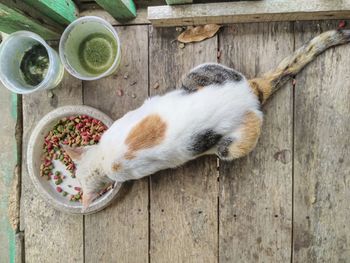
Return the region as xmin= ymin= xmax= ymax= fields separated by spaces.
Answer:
xmin=0 ymin=86 xmax=20 ymax=263
xmin=23 ymin=0 xmax=79 ymax=25
xmin=0 ymin=3 xmax=60 ymax=40
xmin=165 ymin=0 xmax=192 ymax=5
xmin=95 ymin=0 xmax=136 ymax=20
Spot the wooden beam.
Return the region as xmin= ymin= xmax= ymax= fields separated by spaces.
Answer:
xmin=95 ymin=0 xmax=136 ymax=21
xmin=79 ymin=6 xmax=149 ymax=25
xmin=23 ymin=0 xmax=79 ymax=25
xmin=0 ymin=85 xmax=21 ymax=263
xmin=0 ymin=3 xmax=61 ymax=39
xmin=148 ymin=0 xmax=350 ymax=27
xmin=165 ymin=0 xmax=192 ymax=6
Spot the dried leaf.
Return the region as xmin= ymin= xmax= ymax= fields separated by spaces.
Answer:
xmin=177 ymin=24 xmax=221 ymax=43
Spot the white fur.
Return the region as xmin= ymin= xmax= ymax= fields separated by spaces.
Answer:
xmin=79 ymin=75 xmax=262 ymax=183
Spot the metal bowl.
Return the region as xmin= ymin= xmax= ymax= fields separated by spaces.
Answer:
xmin=27 ymin=105 xmax=121 ymax=214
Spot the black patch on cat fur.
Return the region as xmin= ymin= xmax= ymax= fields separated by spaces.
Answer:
xmin=182 ymin=64 xmax=243 ymax=93
xmin=189 ymin=129 xmax=223 ymax=154
xmin=217 ymin=138 xmax=233 ymax=158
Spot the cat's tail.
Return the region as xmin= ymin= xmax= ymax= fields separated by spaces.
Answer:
xmin=248 ymin=29 xmax=350 ymax=104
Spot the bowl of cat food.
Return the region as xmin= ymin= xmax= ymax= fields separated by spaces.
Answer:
xmin=27 ymin=105 xmax=121 ymax=214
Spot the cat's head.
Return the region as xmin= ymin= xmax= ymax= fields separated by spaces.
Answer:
xmin=62 ymin=145 xmax=115 ymax=210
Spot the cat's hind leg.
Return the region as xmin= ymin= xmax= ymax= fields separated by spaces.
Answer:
xmin=181 ymin=63 xmax=244 ymax=93
xmin=217 ymin=111 xmax=262 ymax=160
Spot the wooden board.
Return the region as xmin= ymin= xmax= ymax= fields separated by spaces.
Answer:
xmin=293 ymin=20 xmax=350 ymax=262
xmin=0 ymin=2 xmax=60 ymax=39
xmin=22 ymin=73 xmax=84 ymax=262
xmin=23 ymin=0 xmax=78 ymax=25
xmin=79 ymin=0 xmax=167 ymax=25
xmin=80 ymin=7 xmax=149 ymax=25
xmin=83 ymin=25 xmax=149 ymax=262
xmin=0 ymin=86 xmax=20 ymax=263
xmin=95 ymin=0 xmax=136 ymax=21
xmin=219 ymin=22 xmax=293 ymax=262
xmin=148 ymin=0 xmax=350 ymax=27
xmin=149 ymin=26 xmax=218 ymax=262
xmin=165 ymin=0 xmax=192 ymax=6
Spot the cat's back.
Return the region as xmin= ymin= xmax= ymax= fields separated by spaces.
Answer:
xmin=153 ymin=79 xmax=260 ymax=139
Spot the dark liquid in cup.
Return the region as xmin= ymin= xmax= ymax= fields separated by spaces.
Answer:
xmin=20 ymin=44 xmax=49 ymax=86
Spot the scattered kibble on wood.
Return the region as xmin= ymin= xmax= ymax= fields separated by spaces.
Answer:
xmin=48 ymin=91 xmax=54 ymax=98
xmin=179 ymin=43 xmax=185 ymax=49
xmin=131 ymin=93 xmax=137 ymax=99
xmin=117 ymin=89 xmax=124 ymax=97
xmin=153 ymin=83 xmax=160 ymax=90
xmin=123 ymin=73 xmax=129 ymax=79
xmin=40 ymin=115 xmax=108 ymax=201
xmin=217 ymin=50 xmax=222 ymax=59
xmin=338 ymin=20 xmax=346 ymax=28
xmin=177 ymin=24 xmax=221 ymax=43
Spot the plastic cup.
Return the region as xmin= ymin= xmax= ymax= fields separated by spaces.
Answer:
xmin=59 ymin=16 xmax=121 ymax=81
xmin=0 ymin=31 xmax=64 ymax=94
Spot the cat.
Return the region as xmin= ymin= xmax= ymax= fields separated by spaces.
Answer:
xmin=63 ymin=29 xmax=350 ymax=210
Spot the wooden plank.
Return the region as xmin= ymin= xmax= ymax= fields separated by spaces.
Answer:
xmin=149 ymin=26 xmax=218 ymax=262
xmin=23 ymin=0 xmax=79 ymax=25
xmin=293 ymin=20 xmax=350 ymax=262
xmin=22 ymin=73 xmax=84 ymax=262
xmin=219 ymin=22 xmax=293 ymax=262
xmin=148 ymin=0 xmax=350 ymax=27
xmin=0 ymin=85 xmax=20 ymax=263
xmin=95 ymin=0 xmax=136 ymax=20
xmin=80 ymin=7 xmax=149 ymax=25
xmin=79 ymin=0 xmax=166 ymax=25
xmin=165 ymin=0 xmax=192 ymax=6
xmin=83 ymin=25 xmax=149 ymax=262
xmin=0 ymin=3 xmax=60 ymax=39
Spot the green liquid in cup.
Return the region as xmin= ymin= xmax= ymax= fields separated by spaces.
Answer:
xmin=20 ymin=44 xmax=49 ymax=86
xmin=78 ymin=33 xmax=117 ymax=75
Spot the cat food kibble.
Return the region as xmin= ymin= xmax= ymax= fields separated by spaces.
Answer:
xmin=40 ymin=115 xmax=107 ymax=201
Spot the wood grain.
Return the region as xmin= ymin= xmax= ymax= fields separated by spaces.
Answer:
xmin=83 ymin=25 xmax=149 ymax=262
xmin=0 ymin=85 xmax=20 ymax=263
xmin=293 ymin=20 xmax=350 ymax=262
xmin=23 ymin=0 xmax=78 ymax=25
xmin=79 ymin=0 xmax=166 ymax=25
xmin=165 ymin=0 xmax=192 ymax=6
xmin=149 ymin=26 xmax=218 ymax=262
xmin=95 ymin=0 xmax=136 ymax=20
xmin=219 ymin=23 xmax=293 ymax=262
xmin=22 ymin=73 xmax=84 ymax=262
xmin=148 ymin=0 xmax=350 ymax=27
xmin=0 ymin=2 xmax=61 ymax=39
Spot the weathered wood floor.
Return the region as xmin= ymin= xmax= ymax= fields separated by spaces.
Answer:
xmin=1 ymin=20 xmax=350 ymax=262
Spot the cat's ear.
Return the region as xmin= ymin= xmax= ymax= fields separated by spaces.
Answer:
xmin=82 ymin=192 xmax=98 ymax=210
xmin=61 ymin=145 xmax=86 ymax=161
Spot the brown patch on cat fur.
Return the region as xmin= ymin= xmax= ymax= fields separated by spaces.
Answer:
xmin=228 ymin=111 xmax=262 ymax=159
xmin=124 ymin=114 xmax=167 ymax=160
xmin=112 ymin=162 xmax=122 ymax=172
xmin=248 ymin=78 xmax=271 ymax=104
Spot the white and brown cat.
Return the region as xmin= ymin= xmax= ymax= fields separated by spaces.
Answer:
xmin=63 ymin=29 xmax=350 ymax=209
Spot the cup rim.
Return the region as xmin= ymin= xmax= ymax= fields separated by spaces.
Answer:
xmin=0 ymin=31 xmax=57 ymax=94
xmin=59 ymin=16 xmax=121 ymax=81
